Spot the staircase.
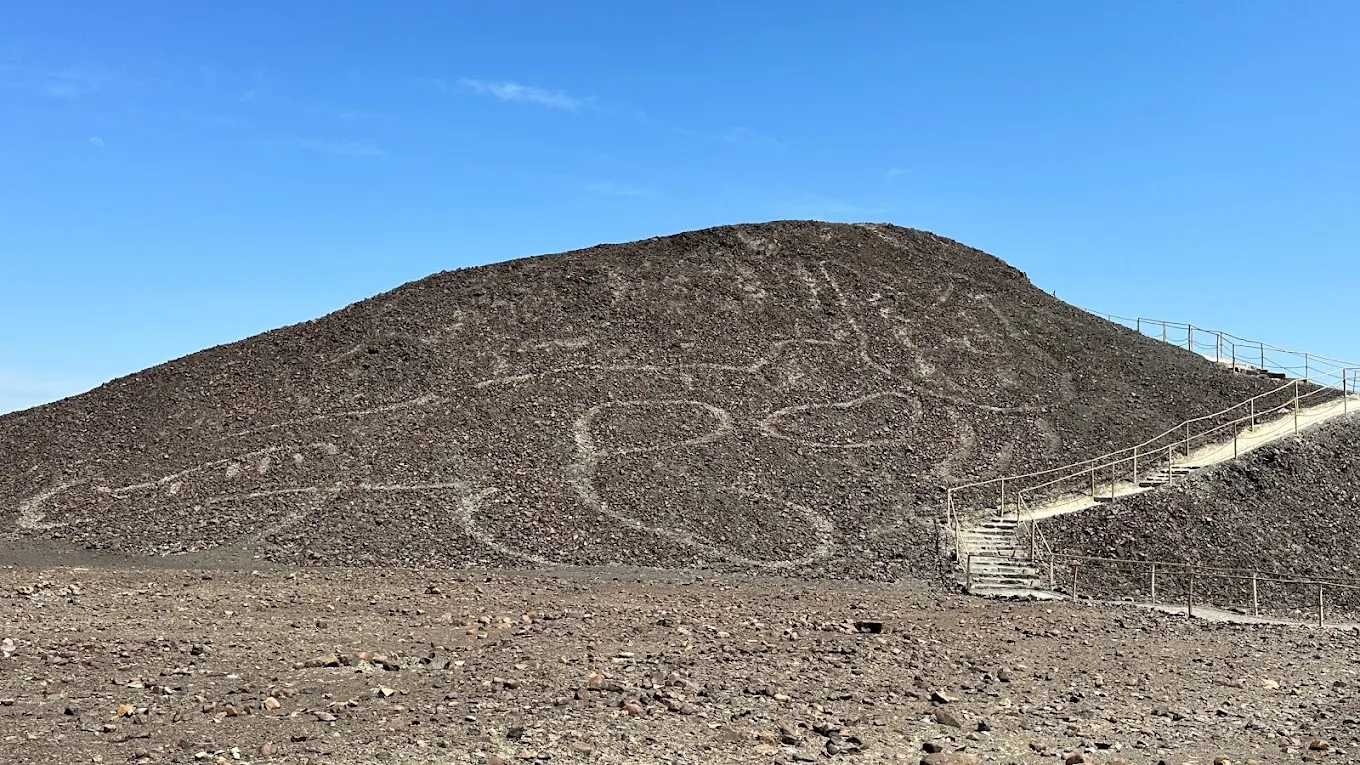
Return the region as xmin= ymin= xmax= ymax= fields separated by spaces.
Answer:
xmin=949 ymin=315 xmax=1360 ymax=597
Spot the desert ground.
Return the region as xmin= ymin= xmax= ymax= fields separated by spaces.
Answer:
xmin=2 ymin=561 xmax=1355 ymax=765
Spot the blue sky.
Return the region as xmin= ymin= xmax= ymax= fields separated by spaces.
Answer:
xmin=2 ymin=1 xmax=1358 ymax=413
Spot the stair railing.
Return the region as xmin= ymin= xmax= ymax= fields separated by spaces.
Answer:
xmin=945 ymin=363 xmax=1360 ymax=532
xmin=1009 ymin=372 xmax=1359 ymax=519
xmin=1083 ymin=310 xmax=1356 ymax=385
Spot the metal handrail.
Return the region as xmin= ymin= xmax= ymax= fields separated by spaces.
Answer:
xmin=944 ymin=311 xmax=1360 ymax=530
xmin=1012 ymin=377 xmax=1355 ymax=509
xmin=1131 ymin=317 xmax=1358 ymax=368
xmin=947 ymin=376 xmax=1349 ymax=526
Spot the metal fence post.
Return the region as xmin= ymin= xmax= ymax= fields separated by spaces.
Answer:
xmin=1029 ymin=520 xmax=1037 ymax=560
xmin=1187 ymin=570 xmax=1195 ymax=619
xmin=1187 ymin=325 xmax=1194 ymax=352
xmin=1294 ymin=381 xmax=1300 ymax=434
xmin=1089 ymin=467 xmax=1096 ymax=497
xmin=1150 ymin=563 xmax=1157 ymax=604
xmin=1132 ymin=446 xmax=1139 ymax=484
xmin=1110 ymin=461 xmax=1117 ymax=500
xmin=999 ymin=478 xmax=1006 ymax=518
xmin=1259 ymin=342 xmax=1265 ymax=369
xmin=965 ymin=554 xmax=973 ymax=591
xmin=1318 ymin=583 xmax=1325 ymax=628
xmin=1252 ymin=572 xmax=1259 ymax=616
xmin=1304 ymin=353 xmax=1310 ymax=382
xmin=1048 ymin=555 xmax=1055 ymax=588
xmin=1216 ymin=334 xmax=1222 ymax=363
xmin=1250 ymin=399 xmax=1256 ymax=429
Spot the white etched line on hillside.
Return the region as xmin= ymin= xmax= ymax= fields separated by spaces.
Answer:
xmin=818 ymin=261 xmax=896 ymax=380
xmin=324 ymin=343 xmax=366 ymax=366
xmin=15 ymin=480 xmax=86 ymax=530
xmin=792 ymin=262 xmax=823 ymax=309
xmin=356 ymin=482 xmax=466 ymax=492
xmin=454 ymin=487 xmax=559 ymax=566
xmin=570 ymin=399 xmax=835 ymax=569
xmin=108 ymin=443 xmax=338 ymax=496
xmin=758 ymin=391 xmax=923 ymax=449
xmin=224 ymin=395 xmax=445 ymax=438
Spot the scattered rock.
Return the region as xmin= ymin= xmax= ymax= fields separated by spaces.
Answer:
xmin=934 ymin=708 xmax=963 ymax=728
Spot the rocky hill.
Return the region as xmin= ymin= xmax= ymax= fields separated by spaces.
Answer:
xmin=0 ymin=221 xmax=1286 ymax=579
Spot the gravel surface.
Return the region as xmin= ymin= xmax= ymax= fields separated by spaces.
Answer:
xmin=0 ymin=221 xmax=1284 ymax=578
xmin=1 ymin=563 xmax=1356 ymax=765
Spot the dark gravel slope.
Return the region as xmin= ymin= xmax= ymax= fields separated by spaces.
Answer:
xmin=0 ymin=221 xmax=1284 ymax=579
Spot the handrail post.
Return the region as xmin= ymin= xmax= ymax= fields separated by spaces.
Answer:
xmin=1089 ymin=466 xmax=1096 ymax=498
xmin=1304 ymin=353 xmax=1310 ymax=382
xmin=1030 ymin=519 xmax=1037 ymax=560
xmin=1250 ymin=399 xmax=1256 ymax=429
xmin=1150 ymin=563 xmax=1157 ymax=604
xmin=954 ymin=518 xmax=961 ymax=562
xmin=1136 ymin=317 xmax=1142 ymax=333
xmin=1294 ymin=381 xmax=1300 ymax=434
xmin=1187 ymin=324 xmax=1194 ymax=352
xmin=1187 ymin=569 xmax=1195 ymax=619
xmin=1259 ymin=341 xmax=1265 ymax=369
xmin=965 ymin=554 xmax=973 ymax=591
xmin=1251 ymin=572 xmax=1259 ymax=616
xmin=1132 ymin=446 xmax=1138 ymax=485
xmin=1162 ymin=323 xmax=1167 ymax=344
xmin=999 ymin=478 xmax=1006 ymax=519
xmin=1216 ymin=334 xmax=1222 ymax=363
xmin=1345 ymin=369 xmax=1349 ymax=415
xmin=1231 ymin=342 xmax=1236 ymax=369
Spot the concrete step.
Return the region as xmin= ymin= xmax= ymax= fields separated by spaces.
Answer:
xmin=968 ymin=574 xmax=1039 ymax=585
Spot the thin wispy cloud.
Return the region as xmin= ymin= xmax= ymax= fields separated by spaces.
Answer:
xmin=884 ymin=167 xmax=908 ymax=180
xmin=293 ymin=139 xmax=385 ymax=157
xmin=88 ymin=136 xmax=104 ymax=147
xmin=583 ymin=180 xmax=652 ymax=197
xmin=457 ymin=78 xmax=587 ymax=111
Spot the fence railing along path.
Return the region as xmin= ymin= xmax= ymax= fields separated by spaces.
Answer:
xmin=945 ymin=311 xmax=1360 ymax=613
xmin=964 ymin=551 xmax=1360 ymax=629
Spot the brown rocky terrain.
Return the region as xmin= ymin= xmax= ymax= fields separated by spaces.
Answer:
xmin=0 ymin=221 xmax=1285 ymax=579
xmin=1 ymin=563 xmax=1356 ymax=765
xmin=1043 ymin=413 xmax=1360 ymax=616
